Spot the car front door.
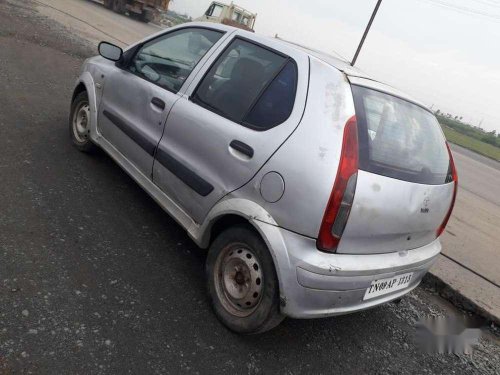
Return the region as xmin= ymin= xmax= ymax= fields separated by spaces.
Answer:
xmin=97 ymin=27 xmax=226 ymax=178
xmin=153 ymin=34 xmax=309 ymax=224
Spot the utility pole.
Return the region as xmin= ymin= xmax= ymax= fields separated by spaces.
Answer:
xmin=351 ymin=0 xmax=383 ymax=67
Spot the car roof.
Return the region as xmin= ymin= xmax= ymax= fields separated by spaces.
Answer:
xmin=192 ymin=23 xmax=362 ymax=75
xmin=271 ymin=37 xmax=429 ymax=109
xmin=272 ymin=38 xmax=369 ymax=77
xmin=188 ymin=22 xmax=430 ymax=110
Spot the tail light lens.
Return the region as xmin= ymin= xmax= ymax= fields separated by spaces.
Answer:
xmin=436 ymin=142 xmax=458 ymax=237
xmin=317 ymin=116 xmax=358 ymax=252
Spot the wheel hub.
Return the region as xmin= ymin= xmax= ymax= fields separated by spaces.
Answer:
xmin=235 ymin=271 xmax=245 ymax=285
xmin=216 ymin=245 xmax=264 ymax=316
xmin=73 ymin=103 xmax=90 ymax=143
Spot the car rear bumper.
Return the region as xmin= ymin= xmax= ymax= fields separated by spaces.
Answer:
xmin=253 ymin=220 xmax=441 ymax=319
xmin=289 ymin=256 xmax=435 ymax=318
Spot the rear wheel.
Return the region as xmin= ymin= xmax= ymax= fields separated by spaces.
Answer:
xmin=69 ymin=92 xmax=97 ymax=153
xmin=206 ymin=225 xmax=284 ymax=334
xmin=138 ymin=10 xmax=152 ymax=23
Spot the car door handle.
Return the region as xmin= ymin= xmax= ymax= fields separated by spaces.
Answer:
xmin=229 ymin=140 xmax=254 ymax=158
xmin=151 ymin=97 xmax=165 ymax=110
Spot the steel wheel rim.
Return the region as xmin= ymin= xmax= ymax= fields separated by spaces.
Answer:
xmin=214 ymin=243 xmax=264 ymax=317
xmin=72 ymin=102 xmax=90 ymax=144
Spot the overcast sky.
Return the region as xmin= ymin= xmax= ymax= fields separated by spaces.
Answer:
xmin=171 ymin=0 xmax=500 ymax=132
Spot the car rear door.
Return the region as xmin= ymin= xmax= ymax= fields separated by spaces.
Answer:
xmin=97 ymin=27 xmax=227 ymax=178
xmin=337 ymin=78 xmax=456 ymax=254
xmin=152 ymin=33 xmax=309 ymax=224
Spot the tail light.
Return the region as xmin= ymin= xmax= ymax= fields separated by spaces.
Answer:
xmin=317 ymin=116 xmax=358 ymax=252
xmin=436 ymin=142 xmax=458 ymax=237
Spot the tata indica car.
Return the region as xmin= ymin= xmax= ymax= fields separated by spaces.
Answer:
xmin=70 ymin=22 xmax=458 ymax=334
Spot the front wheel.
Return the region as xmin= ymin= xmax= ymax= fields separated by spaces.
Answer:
xmin=69 ymin=92 xmax=97 ymax=153
xmin=206 ymin=225 xmax=284 ymax=334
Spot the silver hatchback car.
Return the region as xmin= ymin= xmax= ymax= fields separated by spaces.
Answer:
xmin=70 ymin=22 xmax=458 ymax=333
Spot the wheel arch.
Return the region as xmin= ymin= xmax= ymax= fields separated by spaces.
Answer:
xmin=71 ymin=74 xmax=99 ymax=142
xmin=206 ymin=214 xmax=251 ymax=247
xmin=71 ymin=82 xmax=87 ymax=103
xmin=193 ymin=198 xmax=278 ymax=249
xmin=191 ymin=198 xmax=292 ymax=306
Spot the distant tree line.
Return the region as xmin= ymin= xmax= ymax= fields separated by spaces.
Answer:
xmin=435 ymin=109 xmax=500 ymax=148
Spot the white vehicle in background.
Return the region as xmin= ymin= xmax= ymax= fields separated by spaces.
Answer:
xmin=195 ymin=1 xmax=257 ymax=31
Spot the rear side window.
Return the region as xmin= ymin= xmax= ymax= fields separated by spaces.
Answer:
xmin=192 ymin=38 xmax=297 ymax=130
xmin=352 ymin=85 xmax=450 ymax=185
xmin=244 ymin=60 xmax=297 ymax=129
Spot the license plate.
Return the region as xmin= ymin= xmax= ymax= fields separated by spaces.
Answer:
xmin=363 ymin=272 xmax=413 ymax=300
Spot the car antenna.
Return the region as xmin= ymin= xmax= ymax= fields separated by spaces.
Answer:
xmin=351 ymin=0 xmax=383 ymax=67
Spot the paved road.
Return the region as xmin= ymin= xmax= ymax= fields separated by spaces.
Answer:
xmin=450 ymin=143 xmax=500 ymax=208
xmin=430 ymin=142 xmax=500 ymax=322
xmin=0 ymin=0 xmax=499 ymax=373
xmin=442 ymin=144 xmax=500 ymax=286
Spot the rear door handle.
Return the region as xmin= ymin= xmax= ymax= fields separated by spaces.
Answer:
xmin=151 ymin=97 xmax=165 ymax=110
xmin=230 ymin=140 xmax=254 ymax=158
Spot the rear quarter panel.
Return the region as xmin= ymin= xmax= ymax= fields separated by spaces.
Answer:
xmin=232 ymin=57 xmax=355 ymax=238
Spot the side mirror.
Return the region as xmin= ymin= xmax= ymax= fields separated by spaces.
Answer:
xmin=98 ymin=42 xmax=123 ymax=62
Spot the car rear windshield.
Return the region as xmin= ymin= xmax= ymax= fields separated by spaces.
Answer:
xmin=352 ymin=85 xmax=450 ymax=185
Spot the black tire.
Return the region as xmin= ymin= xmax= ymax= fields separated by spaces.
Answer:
xmin=112 ymin=0 xmax=125 ymax=14
xmin=206 ymin=225 xmax=284 ymax=334
xmin=69 ymin=92 xmax=97 ymax=153
xmin=103 ymin=0 xmax=113 ymax=9
xmin=138 ymin=11 xmax=151 ymax=23
xmin=139 ymin=9 xmax=155 ymax=23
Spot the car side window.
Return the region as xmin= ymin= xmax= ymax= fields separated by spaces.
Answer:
xmin=129 ymin=28 xmax=224 ymax=93
xmin=192 ymin=38 xmax=297 ymax=130
xmin=207 ymin=4 xmax=223 ymax=17
xmin=243 ymin=60 xmax=297 ymax=129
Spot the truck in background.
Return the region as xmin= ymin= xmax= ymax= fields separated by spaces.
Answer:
xmin=195 ymin=1 xmax=257 ymax=32
xmin=101 ymin=0 xmax=170 ymax=23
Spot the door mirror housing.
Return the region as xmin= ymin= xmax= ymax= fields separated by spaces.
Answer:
xmin=98 ymin=42 xmax=123 ymax=62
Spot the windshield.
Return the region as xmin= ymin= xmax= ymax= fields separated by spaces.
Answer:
xmin=352 ymin=85 xmax=450 ymax=185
